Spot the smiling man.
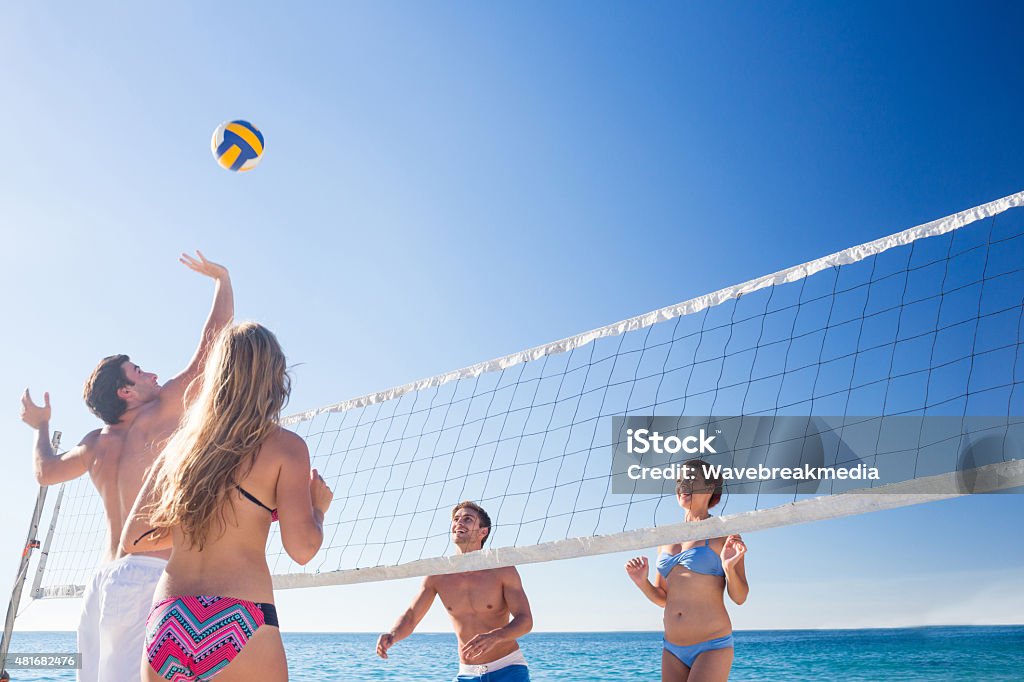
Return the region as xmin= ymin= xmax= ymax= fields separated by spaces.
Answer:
xmin=19 ymin=251 xmax=233 ymax=682
xmin=376 ymin=501 xmax=534 ymax=681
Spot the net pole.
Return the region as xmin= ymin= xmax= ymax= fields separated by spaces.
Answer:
xmin=31 ymin=483 xmax=67 ymax=600
xmin=0 ymin=431 xmax=61 ymax=680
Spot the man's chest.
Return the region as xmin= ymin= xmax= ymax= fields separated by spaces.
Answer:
xmin=436 ymin=575 xmax=506 ymax=614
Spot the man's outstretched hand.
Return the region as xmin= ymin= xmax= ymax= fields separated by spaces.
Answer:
xmin=180 ymin=250 xmax=229 ymax=281
xmin=21 ymin=389 xmax=51 ymax=430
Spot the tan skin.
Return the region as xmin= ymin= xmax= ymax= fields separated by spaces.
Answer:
xmin=122 ymin=427 xmax=333 ymax=682
xmin=376 ymin=509 xmax=534 ymax=666
xmin=625 ymin=479 xmax=748 ymax=682
xmin=20 ymin=251 xmax=233 ymax=563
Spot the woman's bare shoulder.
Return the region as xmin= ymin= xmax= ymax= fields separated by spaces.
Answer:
xmin=262 ymin=427 xmax=309 ymax=460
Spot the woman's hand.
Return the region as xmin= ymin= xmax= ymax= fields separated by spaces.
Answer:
xmin=179 ymin=250 xmax=229 ymax=282
xmin=310 ymin=468 xmax=333 ymax=516
xmin=721 ymin=534 xmax=750 ymax=605
xmin=721 ymin=534 xmax=747 ymax=571
xmin=625 ymin=556 xmax=649 ymax=585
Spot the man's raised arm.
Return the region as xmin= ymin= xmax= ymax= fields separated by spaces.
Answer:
xmin=160 ymin=251 xmax=234 ymax=401
xmin=21 ymin=389 xmax=95 ymax=486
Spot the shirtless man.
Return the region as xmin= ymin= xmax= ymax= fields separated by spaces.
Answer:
xmin=376 ymin=501 xmax=533 ymax=681
xmin=19 ymin=251 xmax=232 ymax=682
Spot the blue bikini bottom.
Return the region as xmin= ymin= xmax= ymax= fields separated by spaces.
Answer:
xmin=663 ymin=634 xmax=734 ymax=668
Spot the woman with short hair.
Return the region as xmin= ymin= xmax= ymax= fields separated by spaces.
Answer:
xmin=625 ymin=459 xmax=748 ymax=682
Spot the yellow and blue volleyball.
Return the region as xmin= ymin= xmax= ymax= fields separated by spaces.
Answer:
xmin=211 ymin=120 xmax=265 ymax=172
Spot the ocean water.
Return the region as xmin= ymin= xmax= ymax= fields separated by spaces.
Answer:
xmin=3 ymin=627 xmax=1023 ymax=681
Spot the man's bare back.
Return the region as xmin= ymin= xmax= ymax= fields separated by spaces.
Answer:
xmin=98 ymin=397 xmax=192 ymax=559
xmin=77 ymin=423 xmax=136 ymax=562
xmin=114 ymin=393 xmax=195 ymax=558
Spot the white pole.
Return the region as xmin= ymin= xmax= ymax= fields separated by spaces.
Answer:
xmin=0 ymin=431 xmax=61 ymax=680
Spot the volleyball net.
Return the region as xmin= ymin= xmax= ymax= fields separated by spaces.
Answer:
xmin=29 ymin=191 xmax=1024 ymax=598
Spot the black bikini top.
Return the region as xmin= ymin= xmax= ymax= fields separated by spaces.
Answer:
xmin=236 ymin=485 xmax=279 ymax=522
xmin=133 ymin=484 xmax=279 ymax=546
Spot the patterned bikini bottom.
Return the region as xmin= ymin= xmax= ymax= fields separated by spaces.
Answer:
xmin=145 ymin=595 xmax=279 ymax=681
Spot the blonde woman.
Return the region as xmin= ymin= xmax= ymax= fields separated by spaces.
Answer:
xmin=625 ymin=459 xmax=748 ymax=682
xmin=121 ymin=322 xmax=332 ymax=681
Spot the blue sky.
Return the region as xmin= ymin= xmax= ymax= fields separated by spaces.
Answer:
xmin=2 ymin=3 xmax=1023 ymax=633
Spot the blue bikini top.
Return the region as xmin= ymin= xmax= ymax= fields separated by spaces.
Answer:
xmin=657 ymin=539 xmax=725 ymax=578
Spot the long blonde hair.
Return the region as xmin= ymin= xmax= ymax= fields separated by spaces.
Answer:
xmin=149 ymin=322 xmax=291 ymax=550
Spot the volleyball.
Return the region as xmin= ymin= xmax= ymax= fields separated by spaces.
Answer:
xmin=210 ymin=120 xmax=264 ymax=172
